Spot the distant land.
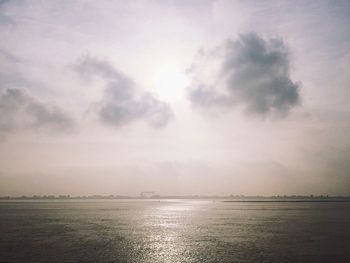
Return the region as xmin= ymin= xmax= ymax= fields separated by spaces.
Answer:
xmin=1 ymin=194 xmax=350 ymax=201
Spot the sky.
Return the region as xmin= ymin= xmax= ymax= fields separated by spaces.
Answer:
xmin=0 ymin=0 xmax=350 ymax=196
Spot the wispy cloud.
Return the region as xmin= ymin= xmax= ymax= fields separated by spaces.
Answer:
xmin=0 ymin=47 xmax=75 ymax=139
xmin=75 ymin=56 xmax=173 ymax=128
xmin=0 ymin=88 xmax=75 ymax=138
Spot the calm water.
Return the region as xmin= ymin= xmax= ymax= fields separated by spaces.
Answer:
xmin=0 ymin=200 xmax=350 ymax=263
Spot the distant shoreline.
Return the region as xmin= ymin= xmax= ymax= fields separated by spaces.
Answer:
xmin=223 ymin=200 xmax=350 ymax=203
xmin=1 ymin=194 xmax=350 ymax=202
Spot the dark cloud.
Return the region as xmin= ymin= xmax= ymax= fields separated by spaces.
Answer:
xmin=75 ymin=56 xmax=173 ymax=128
xmin=0 ymin=88 xmax=75 ymax=137
xmin=188 ymin=32 xmax=301 ymax=117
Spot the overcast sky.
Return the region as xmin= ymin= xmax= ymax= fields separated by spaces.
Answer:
xmin=1 ymin=0 xmax=350 ymax=196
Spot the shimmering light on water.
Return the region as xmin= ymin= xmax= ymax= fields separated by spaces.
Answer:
xmin=1 ymin=200 xmax=350 ymax=262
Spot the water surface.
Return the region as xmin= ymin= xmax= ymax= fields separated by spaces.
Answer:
xmin=1 ymin=200 xmax=350 ymax=262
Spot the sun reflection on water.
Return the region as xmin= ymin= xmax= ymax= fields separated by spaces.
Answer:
xmin=140 ymin=201 xmax=202 ymax=262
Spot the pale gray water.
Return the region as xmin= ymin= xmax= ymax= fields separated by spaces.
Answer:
xmin=0 ymin=200 xmax=350 ymax=262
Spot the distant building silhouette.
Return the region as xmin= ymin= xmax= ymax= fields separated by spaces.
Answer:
xmin=140 ymin=191 xmax=155 ymax=198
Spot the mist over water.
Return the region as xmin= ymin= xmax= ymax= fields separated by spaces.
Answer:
xmin=1 ymin=200 xmax=350 ymax=263
xmin=1 ymin=1 xmax=350 ymax=262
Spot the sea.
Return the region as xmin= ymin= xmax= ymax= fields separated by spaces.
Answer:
xmin=0 ymin=199 xmax=350 ymax=263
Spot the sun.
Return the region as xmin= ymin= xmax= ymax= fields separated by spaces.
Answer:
xmin=151 ymin=63 xmax=189 ymax=103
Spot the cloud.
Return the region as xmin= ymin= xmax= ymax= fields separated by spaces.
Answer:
xmin=188 ymin=32 xmax=301 ymax=117
xmin=0 ymin=48 xmax=75 ymax=139
xmin=0 ymin=88 xmax=75 ymax=137
xmin=75 ymin=56 xmax=173 ymax=128
xmin=0 ymin=0 xmax=15 ymax=27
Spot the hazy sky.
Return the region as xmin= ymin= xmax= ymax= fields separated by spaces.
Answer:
xmin=1 ymin=0 xmax=350 ymax=196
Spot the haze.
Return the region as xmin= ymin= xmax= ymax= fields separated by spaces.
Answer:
xmin=1 ymin=0 xmax=350 ymax=196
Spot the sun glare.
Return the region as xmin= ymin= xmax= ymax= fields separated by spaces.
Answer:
xmin=152 ymin=64 xmax=189 ymax=102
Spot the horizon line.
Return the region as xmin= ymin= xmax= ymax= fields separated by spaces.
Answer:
xmin=1 ymin=194 xmax=350 ymax=200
